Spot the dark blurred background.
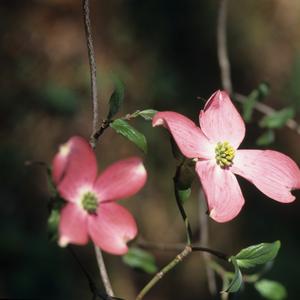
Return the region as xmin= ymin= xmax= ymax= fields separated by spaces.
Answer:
xmin=1 ymin=0 xmax=300 ymax=299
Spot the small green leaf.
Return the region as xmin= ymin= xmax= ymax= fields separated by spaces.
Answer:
xmin=259 ymin=107 xmax=295 ymax=129
xmin=122 ymin=247 xmax=158 ymax=274
xmin=110 ymin=119 xmax=147 ymax=153
xmin=47 ymin=208 xmax=60 ymax=241
xmin=122 ymin=109 xmax=158 ymax=121
xmin=258 ymin=82 xmax=271 ymax=98
xmin=235 ymin=241 xmax=281 ymax=269
xmin=136 ymin=109 xmax=158 ymax=120
xmin=177 ymin=188 xmax=191 ymax=204
xmin=107 ymin=78 xmax=125 ymax=120
xmin=224 ymin=256 xmax=243 ymax=293
xmin=256 ymin=129 xmax=275 ymax=146
xmin=243 ymin=96 xmax=257 ymax=122
xmin=242 ymin=82 xmax=270 ymax=122
xmin=255 ymin=279 xmax=287 ymax=300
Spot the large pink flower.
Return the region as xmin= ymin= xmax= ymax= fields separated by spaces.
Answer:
xmin=52 ymin=136 xmax=147 ymax=255
xmin=153 ymin=90 xmax=300 ymax=222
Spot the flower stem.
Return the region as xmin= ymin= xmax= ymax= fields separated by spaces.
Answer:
xmin=135 ymin=245 xmax=192 ymax=300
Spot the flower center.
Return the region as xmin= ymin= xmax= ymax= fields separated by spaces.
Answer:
xmin=215 ymin=141 xmax=235 ymax=168
xmin=81 ymin=192 xmax=98 ymax=214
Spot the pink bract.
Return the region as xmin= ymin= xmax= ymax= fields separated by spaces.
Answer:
xmin=153 ymin=90 xmax=300 ymax=222
xmin=52 ymin=136 xmax=147 ymax=255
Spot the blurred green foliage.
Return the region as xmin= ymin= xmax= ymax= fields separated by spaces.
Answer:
xmin=123 ymin=247 xmax=158 ymax=274
xmin=255 ymin=279 xmax=287 ymax=300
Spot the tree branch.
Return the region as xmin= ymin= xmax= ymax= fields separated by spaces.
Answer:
xmin=69 ymin=246 xmax=118 ymax=300
xmin=137 ymin=239 xmax=228 ymax=261
xmin=217 ymin=0 xmax=232 ymax=93
xmin=235 ymin=93 xmax=300 ymax=135
xmin=135 ymin=239 xmax=228 ymax=300
xmin=94 ymin=245 xmax=115 ymax=297
xmin=135 ymin=245 xmax=192 ymax=300
xmin=83 ymin=0 xmax=99 ymax=149
xmin=82 ymin=0 xmax=114 ymax=297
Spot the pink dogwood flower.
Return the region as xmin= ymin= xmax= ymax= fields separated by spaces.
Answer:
xmin=153 ymin=90 xmax=300 ymax=222
xmin=52 ymin=136 xmax=147 ymax=255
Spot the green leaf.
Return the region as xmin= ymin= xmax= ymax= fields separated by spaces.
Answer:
xmin=235 ymin=241 xmax=281 ymax=269
xmin=107 ymin=78 xmax=125 ymax=120
xmin=177 ymin=188 xmax=191 ymax=204
xmin=47 ymin=208 xmax=60 ymax=241
xmin=122 ymin=109 xmax=158 ymax=121
xmin=122 ymin=247 xmax=158 ymax=274
xmin=255 ymin=279 xmax=287 ymax=300
xmin=243 ymin=96 xmax=257 ymax=122
xmin=259 ymin=107 xmax=295 ymax=129
xmin=110 ymin=119 xmax=147 ymax=153
xmin=256 ymin=129 xmax=275 ymax=146
xmin=136 ymin=109 xmax=158 ymax=120
xmin=258 ymin=82 xmax=271 ymax=98
xmin=224 ymin=256 xmax=243 ymax=293
xmin=242 ymin=82 xmax=270 ymax=122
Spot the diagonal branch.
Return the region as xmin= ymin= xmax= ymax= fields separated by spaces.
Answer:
xmin=135 ymin=245 xmax=193 ymax=300
xmin=135 ymin=239 xmax=228 ymax=300
xmin=235 ymin=93 xmax=300 ymax=135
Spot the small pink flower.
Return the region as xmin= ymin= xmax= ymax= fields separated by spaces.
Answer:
xmin=153 ymin=90 xmax=300 ymax=222
xmin=52 ymin=136 xmax=147 ymax=255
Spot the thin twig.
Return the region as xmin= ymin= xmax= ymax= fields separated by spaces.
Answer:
xmin=199 ymin=189 xmax=218 ymax=296
xmin=83 ymin=0 xmax=99 ymax=149
xmin=216 ymin=0 xmax=300 ymax=135
xmin=94 ymin=246 xmax=115 ymax=298
xmin=82 ymin=0 xmax=114 ymax=296
xmin=135 ymin=245 xmax=192 ymax=300
xmin=191 ymin=246 xmax=228 ymax=260
xmin=93 ymin=119 xmax=111 ymax=140
xmin=69 ymin=247 xmax=118 ymax=300
xmin=217 ymin=0 xmax=232 ymax=93
xmin=137 ymin=239 xmax=228 ymax=261
xmin=235 ymin=93 xmax=300 ymax=135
